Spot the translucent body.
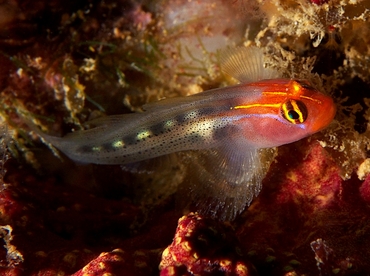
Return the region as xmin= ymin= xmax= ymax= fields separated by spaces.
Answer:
xmin=42 ymin=79 xmax=335 ymax=165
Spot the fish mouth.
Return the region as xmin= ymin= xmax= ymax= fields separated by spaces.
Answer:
xmin=311 ymin=95 xmax=336 ymax=133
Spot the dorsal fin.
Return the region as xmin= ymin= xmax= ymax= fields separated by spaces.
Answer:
xmin=219 ymin=46 xmax=280 ymax=83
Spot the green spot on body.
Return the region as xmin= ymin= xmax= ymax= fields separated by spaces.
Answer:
xmin=164 ymin=120 xmax=175 ymax=129
xmin=137 ymin=130 xmax=152 ymax=140
xmin=112 ymin=140 xmax=125 ymax=148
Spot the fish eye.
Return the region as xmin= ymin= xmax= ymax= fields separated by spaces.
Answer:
xmin=281 ymin=100 xmax=308 ymax=124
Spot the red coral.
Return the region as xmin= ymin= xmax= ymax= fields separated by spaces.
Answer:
xmin=310 ymin=0 xmax=329 ymax=5
xmin=236 ymin=141 xmax=370 ymax=274
xmin=72 ymin=248 xmax=162 ymax=276
xmin=359 ymin=174 xmax=370 ymax=203
xmin=159 ymin=213 xmax=255 ymax=276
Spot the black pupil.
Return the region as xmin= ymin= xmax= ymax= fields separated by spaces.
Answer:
xmin=281 ymin=99 xmax=308 ymax=124
xmin=288 ymin=110 xmax=299 ymax=120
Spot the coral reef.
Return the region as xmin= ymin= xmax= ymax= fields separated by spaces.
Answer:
xmin=0 ymin=0 xmax=369 ymax=275
xmin=159 ymin=213 xmax=255 ymax=275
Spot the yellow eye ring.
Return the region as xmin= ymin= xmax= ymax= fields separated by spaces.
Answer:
xmin=281 ymin=100 xmax=308 ymax=124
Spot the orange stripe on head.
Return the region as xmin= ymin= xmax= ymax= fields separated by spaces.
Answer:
xmin=232 ymin=103 xmax=281 ymax=110
xmin=262 ymin=80 xmax=323 ymax=104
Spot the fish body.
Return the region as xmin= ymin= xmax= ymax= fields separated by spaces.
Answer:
xmin=43 ymin=78 xmax=334 ymax=165
xmin=30 ymin=46 xmax=336 ymax=220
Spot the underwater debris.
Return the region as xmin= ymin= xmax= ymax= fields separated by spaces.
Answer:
xmin=0 ymin=225 xmax=24 ymax=268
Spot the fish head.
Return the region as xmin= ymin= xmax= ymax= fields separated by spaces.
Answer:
xmin=233 ymin=79 xmax=336 ymax=148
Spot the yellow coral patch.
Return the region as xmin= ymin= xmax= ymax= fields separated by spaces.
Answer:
xmin=286 ymin=171 xmax=298 ymax=182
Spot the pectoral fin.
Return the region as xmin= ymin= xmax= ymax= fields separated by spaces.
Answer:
xmin=182 ymin=142 xmax=276 ymax=221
